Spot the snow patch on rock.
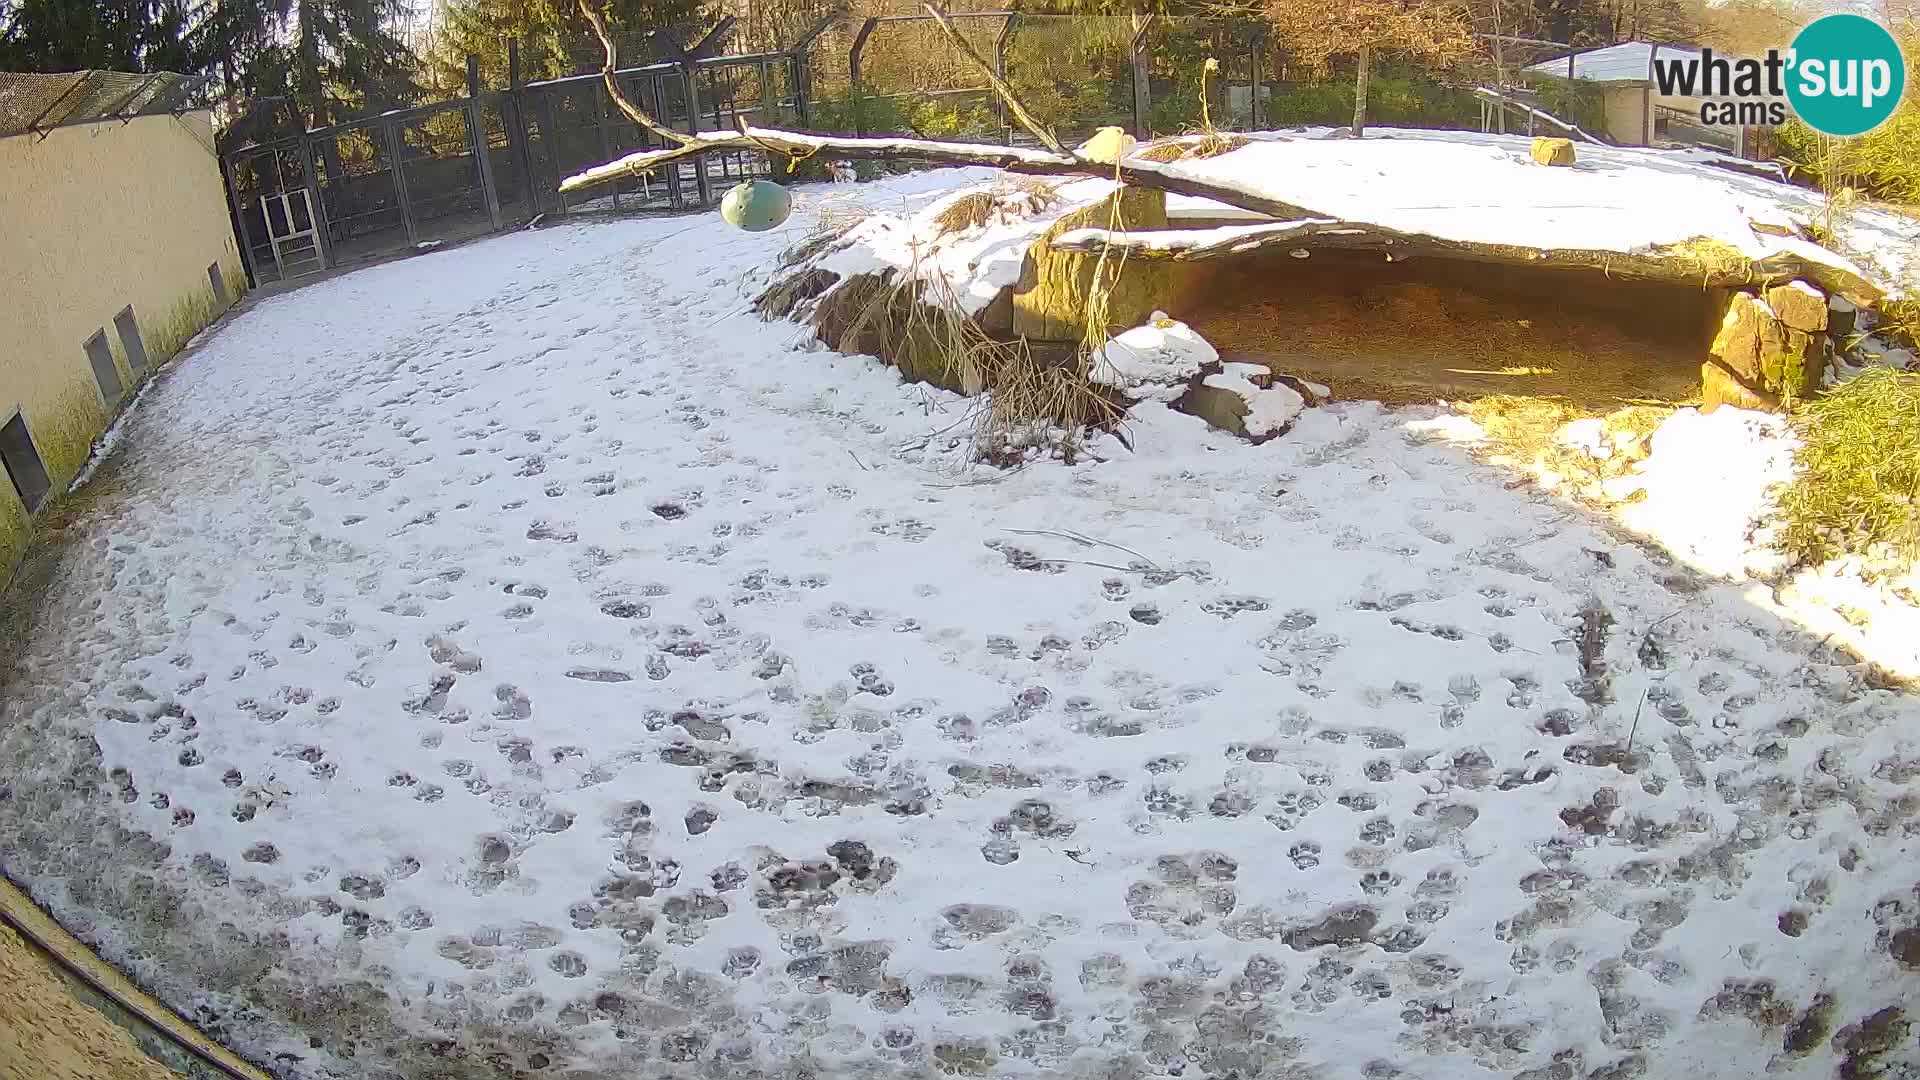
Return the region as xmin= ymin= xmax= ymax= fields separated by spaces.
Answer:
xmin=1090 ymin=311 xmax=1218 ymax=401
xmin=1200 ymin=362 xmax=1306 ymax=436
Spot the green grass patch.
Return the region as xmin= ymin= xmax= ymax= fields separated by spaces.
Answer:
xmin=1777 ymin=367 xmax=1920 ymax=567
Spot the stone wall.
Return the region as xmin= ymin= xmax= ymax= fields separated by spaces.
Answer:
xmin=1702 ymin=281 xmax=1835 ymax=412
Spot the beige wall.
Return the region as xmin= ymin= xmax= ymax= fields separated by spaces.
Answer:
xmin=1603 ymin=86 xmax=1650 ymax=145
xmin=0 ymin=109 xmax=243 ymax=582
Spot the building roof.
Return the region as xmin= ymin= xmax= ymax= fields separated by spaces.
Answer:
xmin=1526 ymin=41 xmax=1703 ymax=84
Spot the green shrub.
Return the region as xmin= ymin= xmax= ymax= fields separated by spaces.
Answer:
xmin=1775 ymin=106 xmax=1920 ymax=205
xmin=1517 ymin=72 xmax=1610 ymax=136
xmin=1777 ymin=367 xmax=1920 ymax=567
xmin=1255 ymin=74 xmax=1479 ymax=131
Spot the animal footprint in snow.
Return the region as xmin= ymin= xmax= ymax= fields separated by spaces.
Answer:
xmin=525 ymin=521 xmax=576 ymax=542
xmin=1267 ymin=790 xmax=1324 ymax=831
xmin=1288 ymin=841 xmax=1322 ymax=870
xmin=426 ymin=635 xmax=483 ymax=673
xmin=492 ymin=684 xmax=532 ymax=720
xmin=849 ymin=662 xmax=894 ymax=697
xmin=871 ymin=519 xmax=933 ymax=542
xmin=1202 ymin=596 xmax=1271 ymax=619
xmin=985 ymin=540 xmax=1064 ymax=574
xmin=1505 ymin=673 xmax=1539 ymax=708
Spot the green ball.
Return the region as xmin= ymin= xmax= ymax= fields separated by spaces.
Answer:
xmin=720 ymin=179 xmax=792 ymax=232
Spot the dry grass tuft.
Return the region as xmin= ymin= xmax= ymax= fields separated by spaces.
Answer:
xmin=761 ymin=186 xmax=1132 ymax=464
xmin=1656 ymin=237 xmax=1756 ymax=284
xmin=1186 ymin=131 xmax=1248 ymax=159
xmin=1132 ymin=140 xmax=1192 ymax=163
xmin=1130 ymin=134 xmax=1249 ymax=164
xmin=754 ymin=268 xmax=841 ymax=320
xmin=806 ymin=261 xmax=1125 ymax=464
xmin=932 ymin=191 xmax=998 ymax=236
xmin=778 ymin=204 xmax=865 ymax=269
xmin=1007 ymin=176 xmax=1062 ymax=200
xmin=1461 ymin=395 xmax=1675 ymax=494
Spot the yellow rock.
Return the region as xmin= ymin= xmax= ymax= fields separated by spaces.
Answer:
xmin=1012 ymin=187 xmax=1169 ymax=342
xmin=1700 ymin=360 xmax=1776 ymax=413
xmin=1530 ymin=137 xmax=1576 ymax=167
xmin=1075 ymin=126 xmax=1138 ymax=166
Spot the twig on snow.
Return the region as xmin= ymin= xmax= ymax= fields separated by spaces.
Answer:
xmin=923 ymin=462 xmax=1032 ymax=488
xmin=1051 ymin=558 xmax=1146 ymax=573
xmin=1625 ymin=688 xmax=1648 ymax=754
xmin=1005 ymin=527 xmax=1160 ymax=568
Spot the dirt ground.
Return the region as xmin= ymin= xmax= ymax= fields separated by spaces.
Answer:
xmin=0 ymin=878 xmax=260 ymax=1080
xmin=0 ymin=919 xmax=180 ymax=1080
xmin=1171 ymin=249 xmax=1719 ymax=408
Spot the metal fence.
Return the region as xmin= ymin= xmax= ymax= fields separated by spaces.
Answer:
xmin=216 ymin=13 xmax=1528 ymax=287
xmin=221 ymin=30 xmax=826 ymax=286
xmin=0 ymin=70 xmax=219 ymax=140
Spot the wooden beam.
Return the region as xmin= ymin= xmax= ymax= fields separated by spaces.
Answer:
xmin=1048 ymin=222 xmax=1884 ymax=307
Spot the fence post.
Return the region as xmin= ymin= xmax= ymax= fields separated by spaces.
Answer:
xmin=1248 ymin=25 xmax=1263 ymax=129
xmin=541 ymin=87 xmax=568 ymax=215
xmin=1130 ymin=13 xmax=1154 ymax=137
xmin=506 ymin=41 xmax=536 ymax=215
xmin=684 ymin=65 xmax=711 ymax=204
xmin=995 ymin=14 xmax=1017 ymax=139
xmin=222 ymin=152 xmax=261 ymax=289
xmin=848 ymin=17 xmax=878 ymax=137
xmin=382 ymin=116 xmax=420 ymax=244
xmin=468 ymin=54 xmax=504 ymax=230
xmin=594 ymin=78 xmax=618 ymax=209
xmin=297 ymin=131 xmax=333 ymax=269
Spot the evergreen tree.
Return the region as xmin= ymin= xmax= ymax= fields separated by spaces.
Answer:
xmin=212 ymin=0 xmax=422 ymax=141
xmin=423 ymin=0 xmax=712 ymax=95
xmin=0 ymin=0 xmax=224 ymax=73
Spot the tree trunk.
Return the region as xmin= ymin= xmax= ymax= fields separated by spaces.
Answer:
xmin=1351 ymin=44 xmax=1370 ymax=138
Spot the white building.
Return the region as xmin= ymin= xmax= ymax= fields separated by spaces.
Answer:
xmin=1525 ymin=41 xmax=1785 ymax=158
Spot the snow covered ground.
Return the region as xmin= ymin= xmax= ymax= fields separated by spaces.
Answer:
xmin=3 ymin=167 xmax=1919 ymax=1080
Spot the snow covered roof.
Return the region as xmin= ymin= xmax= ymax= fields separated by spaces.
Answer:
xmin=1526 ymin=41 xmax=1700 ymax=84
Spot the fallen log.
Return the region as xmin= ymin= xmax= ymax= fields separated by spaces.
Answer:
xmin=557 ymin=127 xmax=1334 ymax=221
xmin=1048 ymin=222 xmax=1886 ymax=307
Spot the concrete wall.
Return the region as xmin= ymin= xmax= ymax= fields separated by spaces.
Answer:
xmin=0 ymin=110 xmax=244 ymax=584
xmin=1603 ymin=85 xmax=1650 ymax=145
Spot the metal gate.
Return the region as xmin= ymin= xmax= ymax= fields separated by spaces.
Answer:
xmin=262 ymin=189 xmax=324 ymax=279
xmin=224 ymin=143 xmax=330 ymax=285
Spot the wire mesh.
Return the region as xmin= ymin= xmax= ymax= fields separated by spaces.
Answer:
xmin=0 ymin=70 xmax=217 ymax=139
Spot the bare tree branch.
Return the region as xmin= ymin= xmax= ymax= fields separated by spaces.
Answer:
xmin=577 ymin=0 xmax=692 ymax=146
xmin=921 ymin=3 xmax=1075 ymax=158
